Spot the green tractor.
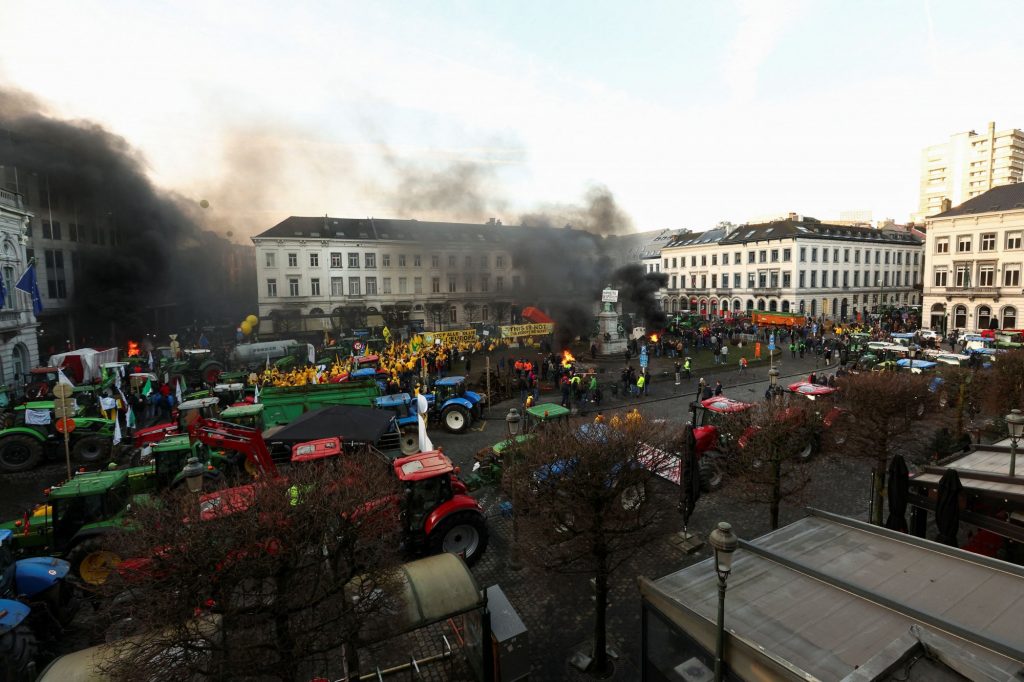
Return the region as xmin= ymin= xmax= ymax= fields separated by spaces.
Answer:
xmin=158 ymin=348 xmax=225 ymax=388
xmin=0 ymin=469 xmax=136 ymax=586
xmin=0 ymin=402 xmax=114 ymax=474
xmin=123 ymin=433 xmax=239 ymax=495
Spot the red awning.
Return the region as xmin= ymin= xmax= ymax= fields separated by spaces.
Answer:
xmin=521 ymin=306 xmax=554 ymax=324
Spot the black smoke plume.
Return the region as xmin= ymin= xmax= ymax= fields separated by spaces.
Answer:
xmin=613 ymin=264 xmax=668 ymax=329
xmin=518 ymin=184 xmax=632 ymax=236
xmin=0 ymin=87 xmax=254 ymax=344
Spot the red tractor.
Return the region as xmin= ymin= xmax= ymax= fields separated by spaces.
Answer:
xmin=785 ymin=381 xmax=848 ymax=451
xmin=690 ymin=396 xmax=755 ymax=491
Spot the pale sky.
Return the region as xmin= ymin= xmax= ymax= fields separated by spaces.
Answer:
xmin=4 ymin=0 xmax=1024 ymax=234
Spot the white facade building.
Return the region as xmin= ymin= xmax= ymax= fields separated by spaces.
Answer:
xmin=660 ymin=217 xmax=923 ymax=321
xmin=0 ymin=188 xmax=40 ymax=390
xmin=922 ymin=184 xmax=1024 ymax=333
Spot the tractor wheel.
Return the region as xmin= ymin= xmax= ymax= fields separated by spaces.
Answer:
xmin=0 ymin=622 xmax=37 ymax=682
xmin=67 ymin=537 xmax=123 ymax=587
xmin=72 ymin=435 xmax=110 ymax=464
xmin=441 ymin=405 xmax=470 ymax=434
xmin=429 ymin=511 xmax=489 ymax=566
xmin=698 ymin=452 xmax=724 ymax=492
xmin=399 ymin=431 xmax=419 ymax=455
xmin=796 ymin=440 xmax=815 ymax=462
xmin=202 ymin=362 xmax=224 ymax=386
xmin=620 ymin=483 xmax=646 ymax=511
xmin=0 ymin=435 xmax=43 ymax=473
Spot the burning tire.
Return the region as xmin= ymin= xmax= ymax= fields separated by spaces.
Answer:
xmin=0 ymin=435 xmax=43 ymax=473
xmin=72 ymin=435 xmax=110 ymax=464
xmin=430 ymin=511 xmax=488 ymax=566
xmin=0 ymin=622 xmax=37 ymax=682
xmin=441 ymin=405 xmax=470 ymax=434
xmin=698 ymin=452 xmax=724 ymax=492
xmin=67 ymin=537 xmax=123 ymax=586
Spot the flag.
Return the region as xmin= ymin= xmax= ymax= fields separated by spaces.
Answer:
xmin=382 ymin=326 xmax=391 ymax=345
xmin=126 ymin=405 xmax=136 ymax=429
xmin=415 ymin=393 xmax=432 ymax=452
xmin=253 ymin=383 xmax=260 ymax=404
xmin=142 ymin=378 xmax=153 ymax=396
xmin=14 ymin=262 xmax=42 ymax=314
xmin=0 ymin=271 xmax=7 ymax=309
xmin=112 ymin=413 xmax=122 ymax=446
xmin=175 ymin=379 xmax=183 ymax=405
xmin=57 ymin=368 xmax=74 ymax=387
xmin=147 ymin=351 xmax=154 ymax=371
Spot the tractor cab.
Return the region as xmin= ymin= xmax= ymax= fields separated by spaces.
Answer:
xmin=523 ymin=402 xmax=570 ymax=433
xmin=211 ymin=382 xmax=247 ymax=407
xmin=220 ymin=403 xmax=265 ymax=431
xmin=394 ymin=451 xmax=461 ymax=539
xmin=424 ymin=376 xmax=485 ymax=434
xmin=47 ymin=471 xmax=131 ymax=551
xmin=373 ymin=393 xmax=419 ymax=429
xmin=25 ymin=367 xmax=60 ymax=400
xmin=432 ymin=376 xmax=468 ymax=402
xmin=133 ymin=396 xmax=221 ymax=450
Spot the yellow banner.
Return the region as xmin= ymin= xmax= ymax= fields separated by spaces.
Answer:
xmin=423 ymin=329 xmax=478 ymax=345
xmin=501 ymin=323 xmax=555 ymax=338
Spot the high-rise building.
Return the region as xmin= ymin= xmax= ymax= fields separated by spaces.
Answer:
xmin=915 ymin=122 xmax=1024 ymax=223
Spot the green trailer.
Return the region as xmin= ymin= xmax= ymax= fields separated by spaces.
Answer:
xmin=258 ymin=379 xmax=383 ymax=428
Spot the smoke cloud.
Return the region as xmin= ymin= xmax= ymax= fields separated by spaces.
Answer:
xmin=518 ymin=184 xmax=633 ymax=236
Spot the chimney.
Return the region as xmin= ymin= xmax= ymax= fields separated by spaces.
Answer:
xmin=940 ymin=198 xmax=952 ymax=213
xmin=788 ymin=212 xmax=799 ymax=221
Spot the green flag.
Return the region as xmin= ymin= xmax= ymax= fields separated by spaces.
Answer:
xmin=142 ymin=379 xmax=153 ymax=396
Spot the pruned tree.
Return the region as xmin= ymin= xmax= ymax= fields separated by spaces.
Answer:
xmin=502 ymin=418 xmax=680 ymax=675
xmin=834 ymin=372 xmax=942 ymax=525
xmin=982 ymin=349 xmax=1024 ymax=415
xmin=719 ymin=400 xmax=816 ymax=530
xmin=99 ymin=451 xmax=405 ymax=681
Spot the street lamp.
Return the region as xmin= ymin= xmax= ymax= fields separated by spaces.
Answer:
xmin=505 ymin=408 xmax=523 ymax=570
xmin=768 ymin=367 xmax=779 ymax=398
xmin=709 ymin=521 xmax=738 ymax=682
xmin=181 ymin=457 xmax=205 ymax=494
xmin=506 ymin=407 xmax=521 ymax=439
xmin=1006 ymin=409 xmax=1024 ymax=477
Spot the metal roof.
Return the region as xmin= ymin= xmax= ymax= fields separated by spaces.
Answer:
xmin=641 ymin=510 xmax=1024 ymax=680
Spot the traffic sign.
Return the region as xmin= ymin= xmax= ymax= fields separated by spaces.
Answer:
xmin=53 ymin=383 xmax=73 ymax=399
xmin=55 ymin=417 xmax=76 ymax=434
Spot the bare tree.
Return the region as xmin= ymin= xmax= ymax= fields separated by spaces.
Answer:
xmin=834 ymin=372 xmax=941 ymax=525
xmin=99 ymin=451 xmax=404 ymax=681
xmin=502 ymin=419 xmax=679 ymax=675
xmin=982 ymin=349 xmax=1024 ymax=415
xmin=719 ymin=400 xmax=816 ymax=530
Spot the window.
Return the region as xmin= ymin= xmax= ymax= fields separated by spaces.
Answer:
xmin=265 ymin=252 xmax=276 ymax=267
xmin=722 ymin=254 xmax=729 ymax=265
xmin=783 ymin=272 xmax=791 ymax=287
xmin=496 ymin=276 xmax=504 ymax=291
xmin=449 ymin=306 xmax=458 ymax=323
xmin=480 ymin=255 xmax=488 ymax=269
xmin=464 ymin=255 xmax=472 ymax=268
xmin=331 ymin=277 xmax=343 ymax=296
xmin=884 ymin=251 xmax=889 ymax=264
xmin=267 ymin=279 xmax=277 ymax=297
xmin=496 ymin=256 xmax=505 ymax=268
xmin=711 ymin=254 xmax=717 ymax=266
xmin=954 ymin=305 xmax=967 ymax=328
xmin=783 ymin=248 xmax=791 ymax=261
xmin=432 ymin=277 xmax=440 ymax=293
xmin=1007 ymin=232 xmax=1022 ymax=250
xmin=747 ymin=252 xmax=755 ymax=264
xmin=843 ymin=272 xmax=849 ymax=287
xmin=800 ymin=247 xmax=806 ymax=262
xmin=823 ymin=249 xmax=829 ymax=263
xmin=414 ymin=255 xmax=422 ymax=267
xmin=979 ymin=265 xmax=995 ymax=287
xmin=42 ymin=220 xmax=61 ymax=240
xmin=758 ymin=250 xmax=766 ymax=263
xmin=1004 ymin=306 xmax=1017 ymax=329
xmin=978 ymin=306 xmax=992 ymax=330
xmin=44 ymin=250 xmax=66 ymax=298
xmin=348 ymin=277 xmax=360 ymax=295
xmin=448 ymin=276 xmax=457 ymax=293
xmin=811 ymin=248 xmax=818 ymax=262
xmin=747 ymin=273 xmax=755 ymax=288
xmin=414 ymin=277 xmax=422 ymax=294
xmin=288 ymin=253 xmax=297 ymax=267
xmin=398 ymin=277 xmax=407 ymax=294
xmin=914 ymin=253 xmax=919 ymax=266
xmin=936 ymin=238 xmax=949 ymax=254
xmin=957 ymin=236 xmax=971 ymax=253
xmin=734 ymin=252 xmax=741 ymax=263
xmin=691 ymin=256 xmax=697 ymax=267
xmin=701 ymin=255 xmax=707 ymax=266
xmin=365 ymin=277 xmax=377 ymax=295
xmin=1 ymin=267 xmax=12 ymax=309
xmin=711 ymin=274 xmax=717 ymax=288
xmin=464 ymin=275 xmax=473 ymax=292
xmin=365 ymin=253 xmax=376 ymax=269
xmin=854 ymin=272 xmax=860 ymax=286
xmin=875 ymin=251 xmax=881 ymax=264
xmin=770 ymin=272 xmax=779 ymax=288
xmin=733 ymin=273 xmax=741 ymax=288
xmin=896 ymin=252 xmax=903 ymax=265
xmin=981 ymin=234 xmax=996 ymax=252
xmin=331 ymin=252 xmax=342 ymax=268
xmin=382 ymin=254 xmax=391 ymax=267
xmin=854 ymin=250 xmax=861 ymax=264
xmin=833 ymin=271 xmax=839 ymax=287
xmin=481 ymin=305 xmax=489 ymax=321
xmin=843 ymin=249 xmax=850 ymax=263
xmin=309 ymin=253 xmax=319 ymax=267
xmin=934 ymin=269 xmax=948 ymax=286
xmin=799 ymin=271 xmax=805 ymax=287
xmin=348 ymin=253 xmax=360 ymax=268
xmin=671 ymin=275 xmax=677 ymax=289
xmin=811 ymin=272 xmax=817 ymax=287
xmin=770 ymin=249 xmax=779 ymax=262
xmin=480 ymin=275 xmax=489 ymax=292
xmin=310 ymin=278 xmax=320 ymax=296
xmin=448 ymin=255 xmax=456 ymax=268
xmin=955 ymin=265 xmax=970 ymax=287
xmin=1004 ymin=265 xmax=1020 ymax=287
xmin=399 ymin=254 xmax=407 ymax=267
xmin=288 ymin=278 xmax=300 ymax=296
xmin=700 ymin=275 xmax=707 ymax=288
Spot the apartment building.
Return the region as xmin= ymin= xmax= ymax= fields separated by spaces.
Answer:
xmin=0 ymin=187 xmax=40 ymax=387
xmin=922 ymin=184 xmax=1024 ymax=333
xmin=661 ymin=216 xmax=923 ymax=321
xmin=915 ymin=122 xmax=1024 ymax=223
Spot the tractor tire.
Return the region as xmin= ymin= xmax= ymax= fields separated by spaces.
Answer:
xmin=0 ymin=435 xmax=43 ymax=473
xmin=429 ymin=511 xmax=489 ymax=566
xmin=399 ymin=431 xmax=419 ymax=455
xmin=67 ymin=537 xmax=123 ymax=587
xmin=441 ymin=405 xmax=471 ymax=434
xmin=72 ymin=435 xmax=110 ymax=465
xmin=0 ymin=623 xmax=37 ymax=682
xmin=796 ymin=440 xmax=816 ymax=462
xmin=698 ymin=453 xmax=724 ymax=492
xmin=202 ymin=362 xmax=224 ymax=386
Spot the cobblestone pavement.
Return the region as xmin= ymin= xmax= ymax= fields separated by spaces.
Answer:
xmin=0 ymin=348 xmax=881 ymax=678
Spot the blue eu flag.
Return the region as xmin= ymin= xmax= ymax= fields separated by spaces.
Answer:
xmin=15 ymin=263 xmax=43 ymax=315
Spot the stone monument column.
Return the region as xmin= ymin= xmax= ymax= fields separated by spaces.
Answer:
xmin=596 ymin=287 xmax=627 ymax=357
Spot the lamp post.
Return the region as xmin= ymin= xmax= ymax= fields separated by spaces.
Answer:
xmin=768 ymin=367 xmax=779 ymax=399
xmin=1006 ymin=409 xmax=1024 ymax=477
xmin=505 ymin=408 xmax=523 ymax=570
xmin=181 ymin=457 xmax=205 ymax=495
xmin=709 ymin=521 xmax=738 ymax=682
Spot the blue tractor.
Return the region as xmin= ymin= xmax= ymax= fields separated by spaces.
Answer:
xmin=0 ymin=528 xmax=76 ymax=680
xmin=373 ymin=377 xmax=484 ymax=435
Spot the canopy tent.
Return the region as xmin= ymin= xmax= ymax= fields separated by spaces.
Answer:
xmin=48 ymin=348 xmax=119 ymax=384
xmin=266 ymin=405 xmax=396 ymax=446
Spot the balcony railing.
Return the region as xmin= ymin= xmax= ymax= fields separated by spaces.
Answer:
xmin=935 ymin=286 xmax=1003 ymax=300
xmin=0 ymin=310 xmax=28 ymax=329
xmin=715 ymin=287 xmax=733 ymax=295
xmin=0 ymin=188 xmax=24 ymax=210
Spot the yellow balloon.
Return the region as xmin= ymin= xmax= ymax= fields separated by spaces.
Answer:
xmin=245 ymin=314 xmax=259 ymax=328
xmin=240 ymin=320 xmax=253 ymax=335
